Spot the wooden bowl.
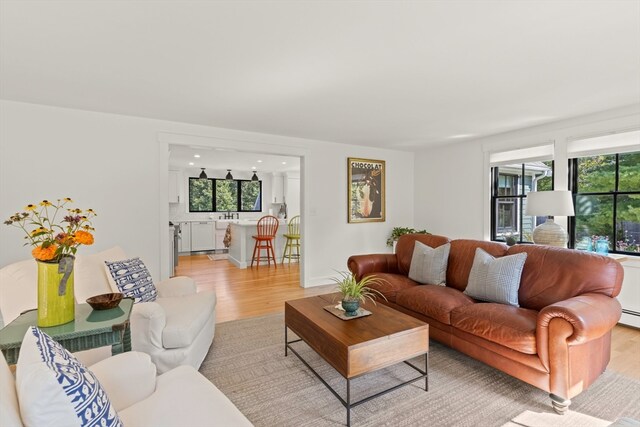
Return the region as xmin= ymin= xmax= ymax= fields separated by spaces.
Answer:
xmin=86 ymin=293 xmax=123 ymax=310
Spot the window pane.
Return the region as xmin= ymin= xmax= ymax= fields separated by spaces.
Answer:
xmin=240 ymin=181 xmax=261 ymax=211
xmin=215 ymin=180 xmax=238 ymax=211
xmin=577 ymin=154 xmax=615 ymax=193
xmin=189 ymin=178 xmax=213 ymax=212
xmin=530 ymin=160 xmax=553 ymax=192
xmin=495 ymin=197 xmax=518 ymax=239
xmin=618 ymin=151 xmax=640 ymax=192
xmin=575 ymin=194 xmax=614 ymax=249
xmin=616 ymin=194 xmax=640 ymax=253
xmin=497 ymin=164 xmax=522 ymax=195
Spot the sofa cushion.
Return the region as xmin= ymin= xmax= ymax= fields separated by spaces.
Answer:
xmin=158 ymin=291 xmax=217 ymax=349
xmin=507 ymin=245 xmax=625 ymax=311
xmin=105 ymin=257 xmax=158 ymax=303
xmin=396 ymin=285 xmax=475 ymax=325
xmin=451 ymin=304 xmax=538 ymax=354
xmin=408 ymin=241 xmax=450 ymax=286
xmin=16 ymin=327 xmax=122 ymax=427
xmin=446 ymin=240 xmax=509 ymax=292
xmin=464 ymin=248 xmax=527 ymax=307
xmin=1 ymin=351 xmax=22 ymax=427
xmin=364 ymin=273 xmax=419 ymax=303
xmin=396 ymin=234 xmax=451 ymax=275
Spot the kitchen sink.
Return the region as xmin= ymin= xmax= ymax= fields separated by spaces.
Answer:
xmin=215 ymin=219 xmax=239 ymax=229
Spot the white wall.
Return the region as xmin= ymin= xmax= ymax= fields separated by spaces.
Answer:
xmin=413 ymin=104 xmax=640 ymax=240
xmin=0 ymin=100 xmax=415 ymax=287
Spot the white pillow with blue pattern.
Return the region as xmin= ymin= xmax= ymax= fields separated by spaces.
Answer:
xmin=16 ymin=327 xmax=123 ymax=427
xmin=104 ymin=257 xmax=158 ymax=303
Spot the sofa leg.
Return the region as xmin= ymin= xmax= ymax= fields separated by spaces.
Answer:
xmin=550 ymin=394 xmax=571 ymax=415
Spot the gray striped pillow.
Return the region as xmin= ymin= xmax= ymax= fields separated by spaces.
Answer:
xmin=408 ymin=241 xmax=450 ymax=286
xmin=464 ymin=248 xmax=527 ymax=306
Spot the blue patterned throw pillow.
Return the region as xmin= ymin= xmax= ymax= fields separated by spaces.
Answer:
xmin=19 ymin=327 xmax=123 ymax=427
xmin=105 ymin=257 xmax=158 ymax=303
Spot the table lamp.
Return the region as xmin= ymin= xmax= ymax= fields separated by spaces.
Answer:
xmin=525 ymin=190 xmax=575 ymax=247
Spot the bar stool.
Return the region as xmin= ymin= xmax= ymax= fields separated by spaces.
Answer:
xmin=281 ymin=215 xmax=300 ymax=264
xmin=251 ymin=215 xmax=279 ymax=267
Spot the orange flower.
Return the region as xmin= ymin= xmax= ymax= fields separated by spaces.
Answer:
xmin=74 ymin=230 xmax=94 ymax=245
xmin=32 ymin=244 xmax=58 ymax=261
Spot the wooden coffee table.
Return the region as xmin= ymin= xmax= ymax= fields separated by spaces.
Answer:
xmin=285 ymin=293 xmax=429 ymax=426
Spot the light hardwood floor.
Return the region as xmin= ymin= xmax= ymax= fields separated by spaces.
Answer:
xmin=176 ymin=254 xmax=640 ymax=380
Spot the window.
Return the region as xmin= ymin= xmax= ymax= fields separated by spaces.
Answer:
xmin=189 ymin=178 xmax=262 ymax=213
xmin=189 ymin=178 xmax=213 ymax=212
xmin=491 ymin=161 xmax=553 ymax=243
xmin=569 ymin=151 xmax=640 ymax=254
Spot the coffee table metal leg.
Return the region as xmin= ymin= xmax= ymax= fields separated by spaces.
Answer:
xmin=285 ymin=326 xmax=288 ymax=356
xmin=347 ymin=378 xmax=351 ymax=427
xmin=425 ymin=352 xmax=429 ymax=391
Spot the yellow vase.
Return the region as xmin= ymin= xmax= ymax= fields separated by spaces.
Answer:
xmin=36 ymin=256 xmax=75 ymax=327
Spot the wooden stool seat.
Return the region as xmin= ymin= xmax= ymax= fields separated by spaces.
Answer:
xmin=251 ymin=215 xmax=279 ymax=267
xmin=281 ymin=215 xmax=301 ymax=264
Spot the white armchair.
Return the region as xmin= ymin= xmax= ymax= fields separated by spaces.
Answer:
xmin=1 ymin=349 xmax=252 ymax=427
xmin=0 ymin=247 xmax=216 ymax=373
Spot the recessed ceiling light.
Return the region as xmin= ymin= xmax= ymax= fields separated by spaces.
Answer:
xmin=188 ymin=162 xmax=194 ymax=166
xmin=194 ymin=154 xmax=201 ymax=158
xmin=449 ymin=134 xmax=475 ymax=139
xmin=257 ymin=160 xmax=263 ymax=163
xmin=282 ymin=162 xmax=287 ymax=165
xmin=252 ymin=166 xmax=257 ymax=170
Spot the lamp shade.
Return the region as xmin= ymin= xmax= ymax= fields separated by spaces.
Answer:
xmin=525 ymin=191 xmax=575 ymax=217
xmin=199 ymin=168 xmax=207 ymax=180
xmin=251 ymin=171 xmax=259 ymax=181
xmin=225 ymin=169 xmax=233 ymax=180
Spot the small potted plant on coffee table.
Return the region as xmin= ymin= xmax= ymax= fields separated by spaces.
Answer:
xmin=332 ymin=271 xmax=387 ymax=317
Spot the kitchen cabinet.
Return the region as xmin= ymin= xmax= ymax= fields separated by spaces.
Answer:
xmin=168 ymin=170 xmax=182 ymax=203
xmin=177 ymin=222 xmax=191 ymax=253
xmin=272 ymin=174 xmax=284 ymax=203
xmin=191 ymin=221 xmax=215 ymax=251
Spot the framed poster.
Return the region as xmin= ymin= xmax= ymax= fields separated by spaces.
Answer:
xmin=347 ymin=158 xmax=385 ymax=223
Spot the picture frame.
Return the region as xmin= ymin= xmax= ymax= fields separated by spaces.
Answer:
xmin=347 ymin=157 xmax=385 ymax=223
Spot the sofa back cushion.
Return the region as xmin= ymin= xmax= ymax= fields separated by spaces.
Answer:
xmin=1 ymin=351 xmax=22 ymax=427
xmin=396 ymin=234 xmax=451 ymax=275
xmin=446 ymin=240 xmax=509 ymax=292
xmin=74 ymin=247 xmax=127 ymax=302
xmin=508 ymin=245 xmax=625 ymax=311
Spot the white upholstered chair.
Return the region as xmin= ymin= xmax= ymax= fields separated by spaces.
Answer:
xmin=0 ymin=247 xmax=216 ymax=373
xmin=1 ymin=348 xmax=252 ymax=427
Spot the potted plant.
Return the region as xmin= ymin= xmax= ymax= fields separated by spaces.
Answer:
xmin=331 ymin=271 xmax=386 ymax=317
xmin=386 ymin=227 xmax=429 ymax=251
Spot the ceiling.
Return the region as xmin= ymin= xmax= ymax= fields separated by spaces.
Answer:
xmin=168 ymin=144 xmax=300 ymax=174
xmin=1 ymin=1 xmax=639 ymax=150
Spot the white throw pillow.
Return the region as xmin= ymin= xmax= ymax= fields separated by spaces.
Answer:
xmin=408 ymin=241 xmax=451 ymax=286
xmin=464 ymin=248 xmax=527 ymax=307
xmin=16 ymin=327 xmax=122 ymax=427
xmin=104 ymin=257 xmax=158 ymax=303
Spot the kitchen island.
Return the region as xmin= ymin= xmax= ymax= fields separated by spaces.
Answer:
xmin=228 ymin=219 xmax=288 ymax=268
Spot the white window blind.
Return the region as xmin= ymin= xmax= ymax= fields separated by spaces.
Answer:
xmin=489 ymin=144 xmax=554 ymax=166
xmin=567 ymin=130 xmax=640 ymax=158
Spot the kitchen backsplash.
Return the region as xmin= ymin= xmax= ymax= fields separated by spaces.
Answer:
xmin=169 ymin=202 xmax=268 ymax=222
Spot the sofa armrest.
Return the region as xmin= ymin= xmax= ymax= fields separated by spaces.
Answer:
xmin=538 ymin=293 xmax=622 ymax=345
xmin=537 ymin=293 xmax=622 ymax=373
xmin=347 ymin=254 xmax=399 ymax=281
xmin=90 ymin=352 xmax=157 ymax=412
xmin=130 ymin=302 xmax=167 ymax=351
xmin=155 ymin=276 xmax=197 ymax=297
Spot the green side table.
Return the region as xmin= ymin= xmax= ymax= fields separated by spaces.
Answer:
xmin=0 ymin=298 xmax=134 ymax=364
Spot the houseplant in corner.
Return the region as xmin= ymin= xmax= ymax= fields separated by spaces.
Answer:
xmin=331 ymin=271 xmax=386 ymax=317
xmin=386 ymin=227 xmax=429 ymax=252
xmin=4 ymin=198 xmax=96 ymax=327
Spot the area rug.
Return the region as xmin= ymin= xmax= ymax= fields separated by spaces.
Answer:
xmin=207 ymin=253 xmax=228 ymax=261
xmin=502 ymin=409 xmax=610 ymax=427
xmin=200 ymin=314 xmax=640 ymax=426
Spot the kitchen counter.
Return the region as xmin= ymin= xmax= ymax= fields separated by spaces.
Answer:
xmin=228 ymin=220 xmax=288 ymax=268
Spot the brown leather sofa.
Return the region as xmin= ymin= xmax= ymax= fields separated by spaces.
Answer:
xmin=348 ymin=234 xmax=624 ymax=413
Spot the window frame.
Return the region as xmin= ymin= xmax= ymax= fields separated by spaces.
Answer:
xmin=189 ymin=177 xmax=263 ymax=213
xmin=568 ymin=151 xmax=640 ymax=255
xmin=490 ymin=161 xmax=554 ymax=244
